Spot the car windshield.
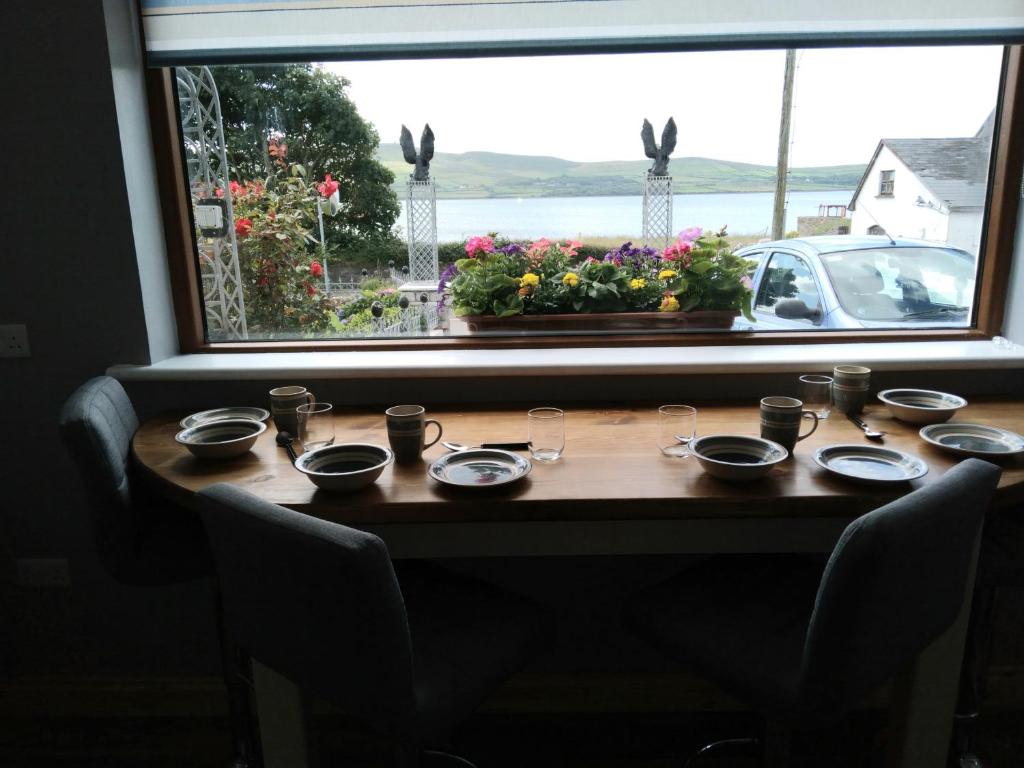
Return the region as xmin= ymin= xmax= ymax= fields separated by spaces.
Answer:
xmin=818 ymin=246 xmax=976 ymax=322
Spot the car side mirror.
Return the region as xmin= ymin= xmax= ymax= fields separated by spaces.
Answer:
xmin=774 ymin=298 xmax=822 ymax=321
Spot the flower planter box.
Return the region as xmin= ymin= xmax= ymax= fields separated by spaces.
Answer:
xmin=456 ymin=310 xmax=738 ymax=333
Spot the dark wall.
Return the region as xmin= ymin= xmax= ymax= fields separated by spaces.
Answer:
xmin=1 ymin=0 xmax=217 ymax=677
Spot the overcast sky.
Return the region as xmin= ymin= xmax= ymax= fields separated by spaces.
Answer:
xmin=326 ymin=46 xmax=1002 ymax=167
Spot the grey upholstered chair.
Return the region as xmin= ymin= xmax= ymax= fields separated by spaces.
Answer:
xmin=59 ymin=375 xmax=255 ymax=767
xmin=197 ymin=482 xmax=553 ymax=767
xmin=622 ymin=458 xmax=1001 ymax=766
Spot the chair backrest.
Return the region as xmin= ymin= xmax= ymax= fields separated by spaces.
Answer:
xmin=799 ymin=458 xmax=1001 ymax=717
xmin=197 ymin=483 xmax=417 ymax=744
xmin=58 ymin=376 xmax=141 ymax=578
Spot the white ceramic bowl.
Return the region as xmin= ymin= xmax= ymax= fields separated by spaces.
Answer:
xmin=294 ymin=443 xmax=393 ymax=492
xmin=690 ymin=435 xmax=789 ymax=482
xmin=175 ymin=418 xmax=267 ymax=459
xmin=877 ymin=389 xmax=967 ymax=425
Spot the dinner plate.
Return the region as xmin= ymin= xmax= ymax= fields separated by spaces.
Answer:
xmin=919 ymin=422 xmax=1024 ymax=458
xmin=180 ymin=407 xmax=271 ymax=429
xmin=428 ymin=449 xmax=531 ymax=488
xmin=813 ymin=444 xmax=928 ymax=485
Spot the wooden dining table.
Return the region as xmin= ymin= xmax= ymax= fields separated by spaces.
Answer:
xmin=134 ymin=399 xmax=1024 ymax=768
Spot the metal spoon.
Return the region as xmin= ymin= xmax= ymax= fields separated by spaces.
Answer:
xmin=276 ymin=431 xmax=299 ymax=463
xmin=442 ymin=441 xmax=532 ymax=452
xmin=847 ymin=414 xmax=886 ymax=442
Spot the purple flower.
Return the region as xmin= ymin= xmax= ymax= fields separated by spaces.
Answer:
xmin=498 ymin=243 xmax=525 ymax=256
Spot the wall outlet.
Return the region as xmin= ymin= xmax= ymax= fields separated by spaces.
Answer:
xmin=16 ymin=558 xmax=71 ymax=588
xmin=0 ymin=324 xmax=30 ymax=357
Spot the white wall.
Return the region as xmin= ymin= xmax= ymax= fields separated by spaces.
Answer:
xmin=850 ymin=145 xmax=951 ymax=244
xmin=947 ymin=209 xmax=984 ymax=254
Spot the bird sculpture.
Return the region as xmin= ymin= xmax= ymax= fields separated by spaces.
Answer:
xmin=400 ymin=123 xmax=435 ymax=181
xmin=640 ymin=117 xmax=677 ymax=176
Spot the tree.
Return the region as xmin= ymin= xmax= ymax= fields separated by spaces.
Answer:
xmin=213 ymin=65 xmax=400 ymax=247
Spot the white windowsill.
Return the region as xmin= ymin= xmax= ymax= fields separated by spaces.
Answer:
xmin=108 ymin=340 xmax=1024 ymax=382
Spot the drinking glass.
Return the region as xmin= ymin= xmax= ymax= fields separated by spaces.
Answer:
xmin=528 ymin=407 xmax=565 ymax=462
xmin=799 ymin=375 xmax=833 ymax=419
xmin=296 ymin=402 xmax=335 ymax=451
xmin=658 ymin=405 xmax=697 ymax=457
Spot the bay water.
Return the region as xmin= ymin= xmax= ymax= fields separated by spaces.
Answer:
xmin=400 ymin=189 xmax=854 ymax=242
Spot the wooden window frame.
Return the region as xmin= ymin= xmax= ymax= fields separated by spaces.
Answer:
xmin=147 ymin=46 xmax=1024 ymax=354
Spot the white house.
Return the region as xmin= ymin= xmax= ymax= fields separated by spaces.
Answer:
xmin=848 ymin=116 xmax=992 ymax=255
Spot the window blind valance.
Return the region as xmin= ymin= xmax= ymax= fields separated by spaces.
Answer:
xmin=141 ymin=0 xmax=1024 ymax=65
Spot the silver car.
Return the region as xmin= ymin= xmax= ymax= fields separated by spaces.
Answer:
xmin=735 ymin=236 xmax=976 ymax=330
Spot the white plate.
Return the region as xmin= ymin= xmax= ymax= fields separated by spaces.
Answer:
xmin=919 ymin=422 xmax=1024 ymax=458
xmin=428 ymin=449 xmax=531 ymax=488
xmin=180 ymin=407 xmax=271 ymax=429
xmin=813 ymin=444 xmax=928 ymax=485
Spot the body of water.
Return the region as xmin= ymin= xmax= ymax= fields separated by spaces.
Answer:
xmin=400 ymin=190 xmax=854 ymax=242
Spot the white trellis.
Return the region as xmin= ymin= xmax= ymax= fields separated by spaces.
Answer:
xmin=406 ymin=179 xmax=439 ymax=282
xmin=177 ymin=66 xmax=247 ymax=340
xmin=642 ymin=174 xmax=674 ymax=251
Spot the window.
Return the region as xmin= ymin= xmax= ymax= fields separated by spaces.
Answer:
xmin=878 ymin=170 xmax=895 ymax=196
xmin=148 ymin=44 xmax=1023 ymax=351
xmin=755 ymin=252 xmax=823 ymax=326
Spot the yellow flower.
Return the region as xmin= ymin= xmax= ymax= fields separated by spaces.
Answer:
xmin=629 ymin=278 xmax=646 ymax=290
xmin=659 ymin=295 xmax=680 ymax=313
xmin=658 ymin=269 xmax=678 ymax=280
xmin=519 ymin=272 xmax=540 ymax=288
xmin=562 ymin=272 xmax=580 ymax=287
xmin=283 ymin=306 xmax=296 ymax=317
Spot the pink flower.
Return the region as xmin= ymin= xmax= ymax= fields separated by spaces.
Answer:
xmin=228 ymin=180 xmax=242 ymax=198
xmin=678 ymin=226 xmax=703 ymax=243
xmin=234 ymin=218 xmax=253 ymax=237
xmin=317 ymin=174 xmax=339 ymax=198
xmin=310 ymin=261 xmax=324 ymax=277
xmin=465 ymin=235 xmax=495 ymax=258
xmin=563 ymin=239 xmax=582 ymax=258
xmin=740 ymin=274 xmax=753 ymax=290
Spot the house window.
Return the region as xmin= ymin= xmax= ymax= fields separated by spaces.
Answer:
xmin=879 ymin=170 xmax=895 ymax=196
xmin=149 ymin=45 xmax=1023 ymax=351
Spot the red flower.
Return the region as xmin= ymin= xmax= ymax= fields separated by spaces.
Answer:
xmin=305 ymin=282 xmax=316 ymax=297
xmin=259 ymin=277 xmax=269 ymax=287
xmin=317 ymin=174 xmax=339 ymax=198
xmin=310 ymin=261 xmax=324 ymax=277
xmin=234 ymin=218 xmax=253 ymax=237
xmin=228 ymin=180 xmax=242 ymax=198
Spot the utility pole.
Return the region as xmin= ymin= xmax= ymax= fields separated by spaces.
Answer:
xmin=772 ymin=49 xmax=797 ymax=240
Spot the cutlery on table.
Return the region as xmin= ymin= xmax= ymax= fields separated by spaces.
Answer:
xmin=276 ymin=431 xmax=299 ymax=463
xmin=442 ymin=441 xmax=532 ymax=452
xmin=847 ymin=414 xmax=886 ymax=442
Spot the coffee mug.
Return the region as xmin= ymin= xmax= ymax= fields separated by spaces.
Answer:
xmin=386 ymin=405 xmax=443 ymax=463
xmin=831 ymin=365 xmax=871 ymax=415
xmin=760 ymin=396 xmax=818 ymax=453
xmin=270 ymin=385 xmax=315 ymax=435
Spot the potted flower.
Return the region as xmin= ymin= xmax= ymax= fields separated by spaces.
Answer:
xmin=447 ymin=228 xmax=755 ymax=332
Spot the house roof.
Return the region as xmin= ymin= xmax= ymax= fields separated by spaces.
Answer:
xmin=848 ymin=132 xmax=991 ymax=212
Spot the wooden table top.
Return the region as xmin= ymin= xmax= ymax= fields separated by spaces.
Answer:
xmin=133 ymin=400 xmax=1024 ymax=526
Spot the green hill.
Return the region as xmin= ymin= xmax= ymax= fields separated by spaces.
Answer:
xmin=377 ymin=144 xmax=865 ymax=199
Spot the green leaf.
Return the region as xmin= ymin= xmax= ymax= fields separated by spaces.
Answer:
xmin=741 ymin=292 xmax=755 ymax=322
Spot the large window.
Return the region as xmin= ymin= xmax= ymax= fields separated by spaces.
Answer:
xmin=151 ymin=44 xmax=1023 ymax=350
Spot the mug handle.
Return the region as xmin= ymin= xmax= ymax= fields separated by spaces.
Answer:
xmin=305 ymin=392 xmax=315 ymax=406
xmin=797 ymin=411 xmax=819 ymax=442
xmin=423 ymin=419 xmax=443 ymax=449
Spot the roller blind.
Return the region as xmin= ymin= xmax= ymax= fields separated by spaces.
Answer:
xmin=141 ymin=0 xmax=1024 ymax=65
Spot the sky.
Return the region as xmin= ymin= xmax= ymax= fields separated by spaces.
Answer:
xmin=326 ymin=46 xmax=1002 ymax=168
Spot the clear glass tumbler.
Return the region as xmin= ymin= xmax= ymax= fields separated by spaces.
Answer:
xmin=297 ymin=402 xmax=335 ymax=451
xmin=658 ymin=405 xmax=697 ymax=457
xmin=799 ymin=375 xmax=833 ymax=419
xmin=527 ymin=407 xmax=565 ymax=462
